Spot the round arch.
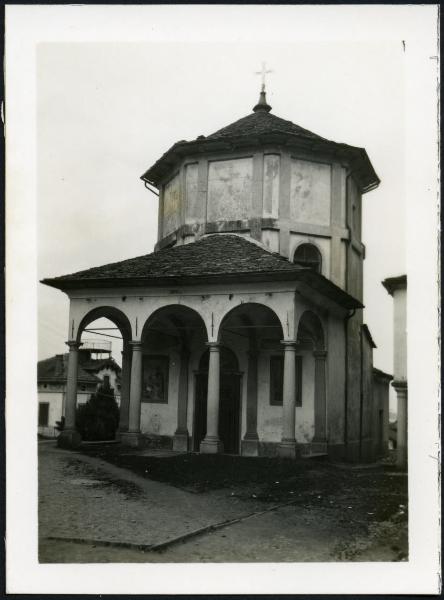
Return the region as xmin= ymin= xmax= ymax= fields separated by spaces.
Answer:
xmin=76 ymin=306 xmax=133 ymax=343
xmin=292 ymin=242 xmax=323 ymax=274
xmin=297 ymin=310 xmax=325 ymax=350
xmin=217 ymin=302 xmax=285 ymax=343
xmin=141 ymin=304 xmax=209 ymax=344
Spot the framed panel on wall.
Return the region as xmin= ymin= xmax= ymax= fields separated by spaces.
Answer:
xmin=142 ymin=355 xmax=169 ymax=403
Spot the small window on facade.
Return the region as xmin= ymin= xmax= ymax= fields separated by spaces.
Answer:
xmin=102 ymin=375 xmax=110 ymax=389
xmin=293 ymin=243 xmax=322 ymax=273
xmin=38 ymin=403 xmax=50 ymax=427
xmin=269 ymin=355 xmax=302 ymax=407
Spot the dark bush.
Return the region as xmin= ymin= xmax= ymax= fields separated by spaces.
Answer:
xmin=75 ymin=381 xmax=120 ymax=441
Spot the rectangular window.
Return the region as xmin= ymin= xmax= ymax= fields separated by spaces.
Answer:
xmin=269 ymin=355 xmax=302 ymax=407
xmin=38 ymin=403 xmax=50 ymax=427
xmin=142 ymin=355 xmax=169 ymax=404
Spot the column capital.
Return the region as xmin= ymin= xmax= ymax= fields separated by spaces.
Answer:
xmin=206 ymin=341 xmax=221 ymax=351
xmin=313 ymin=350 xmax=327 ymax=359
xmin=66 ymin=340 xmax=82 ymax=350
xmin=280 ymin=339 xmax=298 ymax=350
xmin=392 ymin=379 xmax=408 ymax=390
xmin=129 ymin=340 xmax=143 ymax=350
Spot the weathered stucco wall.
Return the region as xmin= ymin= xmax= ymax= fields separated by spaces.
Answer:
xmin=345 ymin=313 xmax=363 ymax=461
xmin=326 ymin=316 xmax=346 ymax=447
xmin=361 ymin=329 xmax=374 ymax=460
xmin=290 ymin=159 xmax=331 ymax=226
xmin=207 ymin=158 xmax=253 ymax=222
xmin=263 ymin=154 xmax=280 ymax=218
xmin=162 ymin=173 xmax=181 ymax=237
xmin=185 ymin=162 xmax=200 ymax=224
xmin=372 ymin=375 xmax=390 ymax=457
xmin=257 ymin=349 xmax=315 ymax=443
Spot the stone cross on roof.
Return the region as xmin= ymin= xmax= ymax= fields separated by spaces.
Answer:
xmin=255 ymin=61 xmax=273 ymax=92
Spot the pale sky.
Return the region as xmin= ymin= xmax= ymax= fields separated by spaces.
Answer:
xmin=38 ymin=39 xmax=405 ymax=388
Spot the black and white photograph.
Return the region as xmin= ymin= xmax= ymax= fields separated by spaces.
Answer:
xmin=5 ymin=4 xmax=440 ymax=595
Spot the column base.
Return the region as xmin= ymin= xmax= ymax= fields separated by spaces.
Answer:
xmin=173 ymin=431 xmax=189 ymax=452
xmin=241 ymin=436 xmax=259 ymax=457
xmin=120 ymin=432 xmax=143 ymax=448
xmin=200 ymin=436 xmax=224 ymax=454
xmin=277 ymin=439 xmax=298 ymax=459
xmin=57 ymin=430 xmax=82 ymax=449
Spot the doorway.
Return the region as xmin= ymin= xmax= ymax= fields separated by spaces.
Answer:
xmin=193 ymin=347 xmax=241 ymax=454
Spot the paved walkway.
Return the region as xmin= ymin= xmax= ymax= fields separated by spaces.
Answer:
xmin=39 ymin=442 xmax=264 ymax=548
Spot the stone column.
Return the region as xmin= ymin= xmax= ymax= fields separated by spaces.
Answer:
xmin=313 ymin=350 xmax=328 ymax=445
xmin=121 ymin=341 xmax=143 ymax=448
xmin=278 ymin=341 xmax=298 ymax=458
xmin=57 ymin=341 xmax=82 ymax=449
xmin=393 ymin=382 xmax=408 ymax=469
xmin=117 ymin=344 xmax=132 ymax=437
xmin=200 ymin=342 xmax=224 ymax=454
xmin=241 ymin=349 xmax=259 ymax=456
xmin=173 ymin=349 xmax=190 ymax=452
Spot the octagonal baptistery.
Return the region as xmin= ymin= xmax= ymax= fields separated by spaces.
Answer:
xmin=142 ymin=90 xmax=379 ymax=300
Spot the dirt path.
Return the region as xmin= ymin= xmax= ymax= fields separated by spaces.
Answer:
xmin=38 ymin=442 xmax=408 ymax=563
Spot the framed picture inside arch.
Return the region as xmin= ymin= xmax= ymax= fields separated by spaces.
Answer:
xmin=142 ymin=355 xmax=169 ymax=403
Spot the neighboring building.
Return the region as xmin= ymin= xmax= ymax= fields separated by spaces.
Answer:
xmin=382 ymin=274 xmax=407 ymax=468
xmin=42 ymin=86 xmax=388 ymax=462
xmin=372 ymin=367 xmax=393 ymax=458
xmin=38 ymin=340 xmax=121 ymax=438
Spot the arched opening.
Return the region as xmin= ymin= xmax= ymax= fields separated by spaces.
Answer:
xmin=216 ymin=303 xmax=285 ymax=456
xmin=75 ymin=307 xmax=133 ymax=441
xmin=194 ymin=346 xmax=241 ymax=454
xmin=141 ymin=305 xmax=208 ymax=450
xmin=297 ymin=310 xmax=325 ymax=350
xmin=293 ymin=243 xmax=322 ymax=273
xmin=296 ymin=310 xmax=327 ymax=447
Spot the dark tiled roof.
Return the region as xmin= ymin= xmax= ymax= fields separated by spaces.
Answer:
xmin=206 ymin=110 xmax=325 ymax=142
xmin=373 ymin=367 xmax=393 ymax=381
xmin=41 ymin=234 xmax=363 ymax=310
xmin=141 ymin=105 xmax=380 ymax=192
xmin=382 ymin=274 xmax=407 ymax=296
xmin=38 ymin=354 xmax=101 ymax=384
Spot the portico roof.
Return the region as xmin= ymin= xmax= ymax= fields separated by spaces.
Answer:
xmin=41 ymin=233 xmax=363 ymax=310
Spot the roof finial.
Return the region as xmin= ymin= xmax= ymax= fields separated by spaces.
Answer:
xmin=253 ymin=61 xmax=273 ymax=112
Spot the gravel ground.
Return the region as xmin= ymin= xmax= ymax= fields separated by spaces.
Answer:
xmin=38 ymin=441 xmax=408 ymax=563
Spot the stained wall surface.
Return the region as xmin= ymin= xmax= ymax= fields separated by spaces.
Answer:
xmin=207 ymin=158 xmax=253 ymax=222
xmin=290 ymin=159 xmax=331 ymax=226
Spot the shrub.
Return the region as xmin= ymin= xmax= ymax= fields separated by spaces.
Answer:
xmin=75 ymin=381 xmax=120 ymax=441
